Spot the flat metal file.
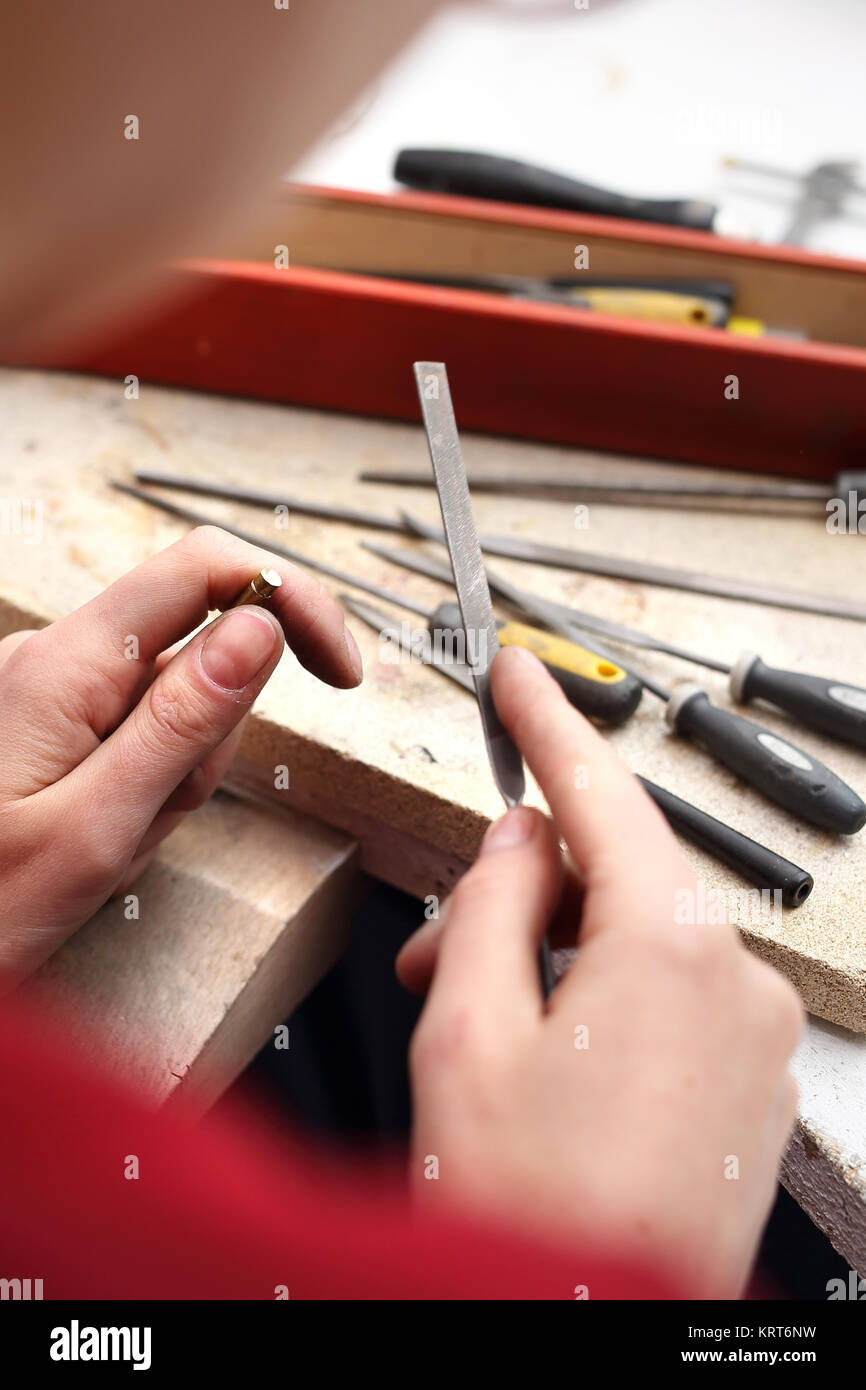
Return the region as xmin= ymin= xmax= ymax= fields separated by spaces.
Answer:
xmin=359 ymin=467 xmax=866 ymax=512
xmin=143 ymin=460 xmax=865 ymax=518
xmin=412 ymin=361 xmax=555 ymax=1000
xmin=134 ymin=469 xmax=407 ymax=532
xmin=413 ymin=362 xmax=525 ymax=810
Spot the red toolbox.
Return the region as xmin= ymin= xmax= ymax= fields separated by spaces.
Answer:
xmin=28 ymin=183 xmax=866 ymax=480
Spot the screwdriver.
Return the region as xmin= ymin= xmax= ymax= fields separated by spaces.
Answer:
xmin=342 ymin=592 xmax=814 ymax=909
xmin=347 ymin=270 xmax=737 ymax=307
xmin=344 ymin=269 xmax=731 ymax=328
xmin=525 ymin=285 xmax=730 ymax=327
xmin=349 ymin=586 xmax=642 ymax=726
xmin=480 ymin=594 xmax=866 ymax=751
xmin=394 ymin=148 xmax=749 ymax=237
xmin=366 ymin=534 xmax=866 ymax=835
xmin=111 ymin=481 xmax=641 ymax=727
xmin=395 ymin=562 xmax=866 ymax=751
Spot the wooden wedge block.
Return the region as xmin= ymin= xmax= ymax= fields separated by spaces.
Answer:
xmin=21 ymin=791 xmax=363 ymax=1114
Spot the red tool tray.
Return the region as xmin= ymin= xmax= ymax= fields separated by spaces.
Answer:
xmin=28 ymin=183 xmax=866 ymax=480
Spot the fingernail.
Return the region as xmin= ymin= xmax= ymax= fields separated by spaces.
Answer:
xmin=344 ymin=626 xmax=364 ymax=684
xmin=479 ymin=805 xmax=536 ymax=855
xmin=496 ymin=644 xmax=546 ymax=675
xmin=200 ymin=608 xmax=278 ymax=690
xmin=406 ymin=917 xmax=443 ymax=950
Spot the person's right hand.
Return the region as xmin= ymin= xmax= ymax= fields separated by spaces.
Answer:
xmin=398 ymin=645 xmax=803 ymax=1299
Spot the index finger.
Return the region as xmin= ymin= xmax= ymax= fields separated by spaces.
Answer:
xmin=78 ymin=524 xmax=362 ymax=686
xmin=0 ymin=525 xmax=361 ymax=786
xmin=491 ymin=645 xmax=681 ymax=902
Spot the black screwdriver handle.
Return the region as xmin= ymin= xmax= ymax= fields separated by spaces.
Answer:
xmin=516 ymin=652 xmax=642 ymax=724
xmin=495 ymin=619 xmax=643 ymax=726
xmin=527 ymin=650 xmax=642 ymax=725
xmin=638 ymin=778 xmax=813 ymax=908
xmin=394 ymin=149 xmax=717 ymax=231
xmin=731 ymin=653 xmax=866 ymax=750
xmin=667 ymin=685 xmax=866 ymax=834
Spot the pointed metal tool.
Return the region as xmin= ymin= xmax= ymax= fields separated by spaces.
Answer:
xmin=413 ymin=362 xmax=525 ymax=810
xmin=412 ymin=363 xmax=555 ymax=998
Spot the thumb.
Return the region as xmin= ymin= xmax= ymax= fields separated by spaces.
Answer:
xmin=396 ymin=914 xmax=444 ymax=996
xmin=58 ymin=605 xmax=283 ymax=855
xmin=405 ymin=806 xmax=563 ymax=1028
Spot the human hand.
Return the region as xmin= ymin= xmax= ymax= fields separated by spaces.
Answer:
xmin=398 ymin=646 xmax=802 ymax=1298
xmin=0 ymin=525 xmax=361 ymax=987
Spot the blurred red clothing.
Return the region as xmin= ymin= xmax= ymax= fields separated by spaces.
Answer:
xmin=0 ymin=1001 xmax=676 ymax=1300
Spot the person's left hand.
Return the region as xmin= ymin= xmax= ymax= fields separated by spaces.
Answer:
xmin=0 ymin=524 xmax=362 ymax=987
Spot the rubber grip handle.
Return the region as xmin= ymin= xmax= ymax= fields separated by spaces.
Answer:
xmin=549 ymin=276 xmax=736 ymax=304
xmin=670 ymin=688 xmax=866 ymax=834
xmin=536 ymin=657 xmax=642 ymax=725
xmin=393 ymin=149 xmax=718 ymax=230
xmin=430 ymin=604 xmax=642 ymax=725
xmin=638 ymin=777 xmax=813 ymax=908
xmin=736 ymin=655 xmax=866 ymax=750
xmin=496 ymin=619 xmax=642 ymax=726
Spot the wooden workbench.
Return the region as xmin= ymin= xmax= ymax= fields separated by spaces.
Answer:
xmin=1 ymin=365 xmax=864 ymax=1269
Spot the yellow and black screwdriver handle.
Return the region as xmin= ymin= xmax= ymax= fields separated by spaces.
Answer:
xmin=430 ymin=602 xmax=642 ymax=726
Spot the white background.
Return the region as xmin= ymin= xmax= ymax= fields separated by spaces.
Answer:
xmin=292 ymin=0 xmax=866 ymax=258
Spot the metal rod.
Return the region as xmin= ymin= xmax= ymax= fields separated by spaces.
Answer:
xmin=111 ymin=482 xmax=433 ymax=619
xmin=134 ymin=469 xmax=407 ymax=533
xmin=363 ymin=538 xmax=729 ymax=679
xmin=466 ymin=527 xmax=866 ymax=623
xmin=400 ymin=507 xmax=866 ymax=626
xmin=364 ymin=534 xmax=671 ymax=702
xmin=118 ymin=474 xmax=866 ymax=623
xmin=224 ymin=568 xmax=283 ymax=609
xmin=724 ymin=155 xmax=866 ymax=199
xmin=360 ymin=468 xmax=827 ymax=504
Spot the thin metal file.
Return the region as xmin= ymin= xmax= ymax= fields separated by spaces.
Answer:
xmin=413 ymin=362 xmax=525 ymax=808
